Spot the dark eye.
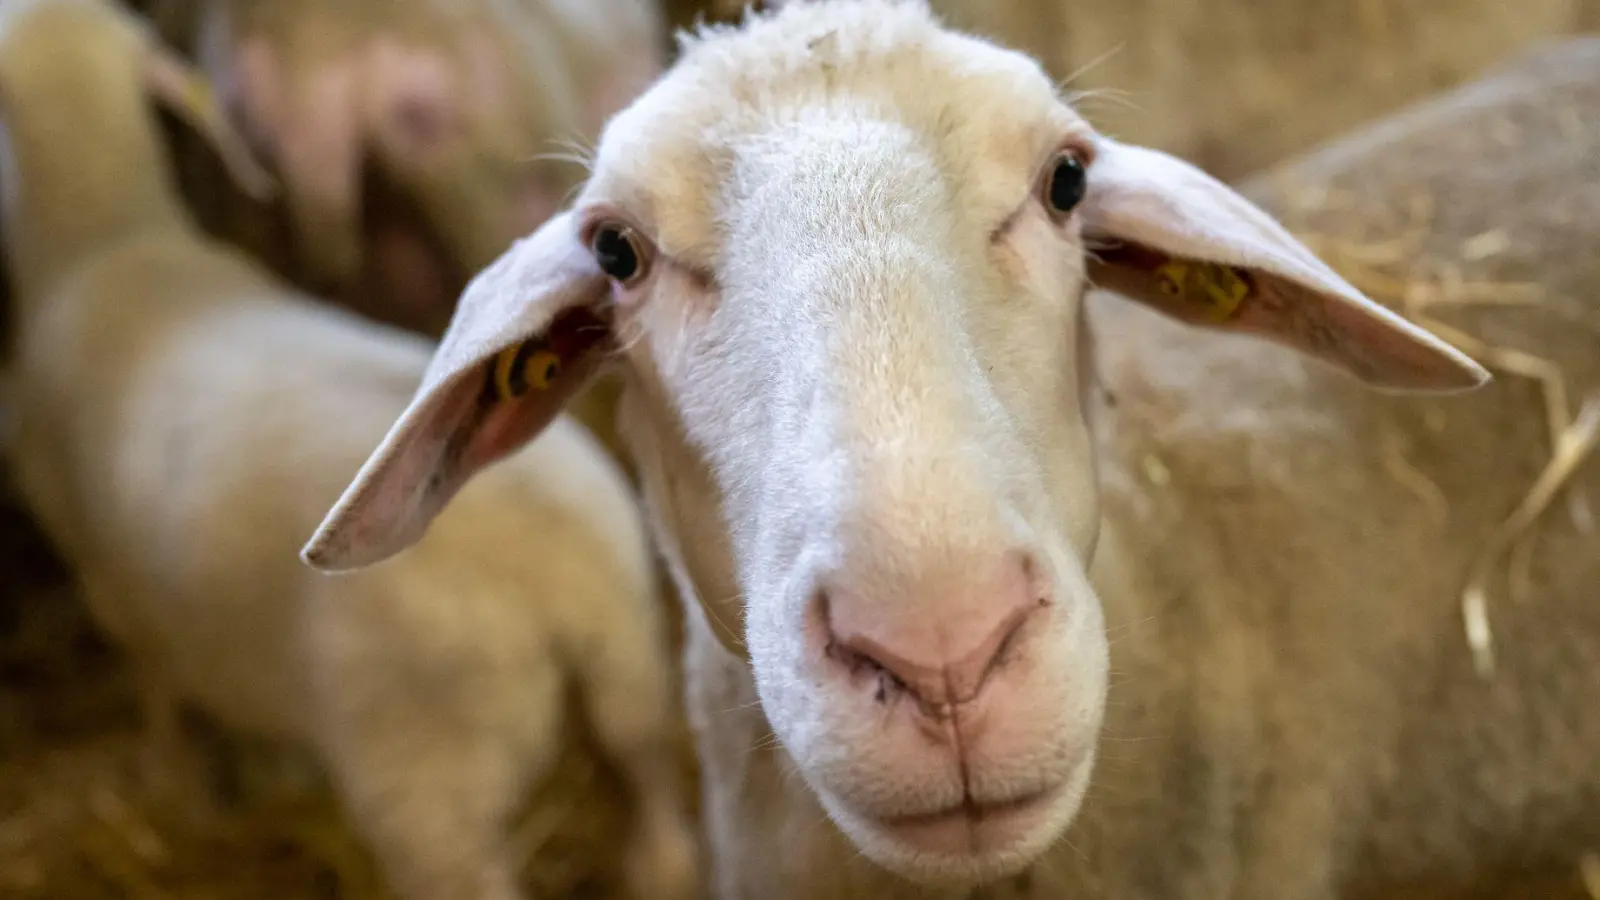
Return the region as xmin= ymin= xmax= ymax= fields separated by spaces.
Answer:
xmin=1045 ymin=152 xmax=1087 ymax=215
xmin=592 ymin=224 xmax=645 ymax=283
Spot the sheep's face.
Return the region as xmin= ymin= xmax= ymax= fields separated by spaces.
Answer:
xmin=581 ymin=6 xmax=1109 ymax=885
xmin=302 ymin=0 xmax=1486 ymax=889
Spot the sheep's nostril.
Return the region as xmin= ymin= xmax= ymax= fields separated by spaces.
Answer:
xmin=821 ymin=614 xmax=911 ymax=701
xmin=819 ymin=549 xmax=1045 ymax=714
xmin=872 ymin=666 xmax=906 ymax=705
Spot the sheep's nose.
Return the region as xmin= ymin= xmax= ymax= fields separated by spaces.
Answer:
xmin=819 ymin=550 xmax=1046 ymax=719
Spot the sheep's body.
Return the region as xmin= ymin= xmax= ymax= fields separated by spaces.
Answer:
xmin=684 ymin=35 xmax=1600 ymax=900
xmin=0 ymin=3 xmax=696 ymax=899
xmin=939 ymin=0 xmax=1596 ymax=179
xmin=701 ymin=0 xmax=1591 ymax=180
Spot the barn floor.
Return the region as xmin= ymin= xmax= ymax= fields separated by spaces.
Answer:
xmin=0 ymin=486 xmax=380 ymax=900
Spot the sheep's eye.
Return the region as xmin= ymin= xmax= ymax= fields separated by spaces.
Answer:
xmin=592 ymin=225 xmax=644 ymax=283
xmin=1045 ymin=152 xmax=1087 ymax=215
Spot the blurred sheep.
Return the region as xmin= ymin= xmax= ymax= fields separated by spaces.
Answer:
xmin=0 ymin=2 xmax=698 ymax=898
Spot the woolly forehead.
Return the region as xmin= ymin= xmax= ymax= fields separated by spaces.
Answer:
xmin=575 ymin=4 xmax=1086 ymax=270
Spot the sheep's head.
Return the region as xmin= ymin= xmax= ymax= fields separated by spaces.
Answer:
xmin=197 ymin=0 xmax=663 ymax=331
xmin=302 ymin=0 xmax=1487 ymax=886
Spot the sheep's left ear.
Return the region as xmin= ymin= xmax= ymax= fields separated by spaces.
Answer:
xmin=301 ymin=211 xmax=613 ymax=572
xmin=1081 ymin=137 xmax=1489 ymax=392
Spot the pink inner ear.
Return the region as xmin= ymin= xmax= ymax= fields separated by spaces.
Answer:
xmin=456 ymin=305 xmax=615 ymax=477
xmin=1090 ymin=243 xmax=1481 ymax=389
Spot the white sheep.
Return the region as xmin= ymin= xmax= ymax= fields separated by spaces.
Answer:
xmin=304 ymin=2 xmax=1598 ymax=898
xmin=0 ymin=2 xmax=697 ymax=898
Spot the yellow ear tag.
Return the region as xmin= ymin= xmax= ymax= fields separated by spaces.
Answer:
xmin=1155 ymin=259 xmax=1250 ymax=322
xmin=1156 ymin=260 xmax=1189 ymax=298
xmin=491 ymin=340 xmax=563 ymax=401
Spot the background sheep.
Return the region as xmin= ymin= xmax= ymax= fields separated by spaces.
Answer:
xmin=0 ymin=0 xmax=666 ymax=353
xmin=148 ymin=0 xmax=666 ymax=469
xmin=126 ymin=0 xmax=667 ymax=339
xmin=0 ymin=0 xmax=663 ymax=474
xmin=683 ymin=0 xmax=1598 ymax=179
xmin=304 ymin=3 xmax=1599 ymax=898
xmin=0 ymin=1 xmax=696 ymax=898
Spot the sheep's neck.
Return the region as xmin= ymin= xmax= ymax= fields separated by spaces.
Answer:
xmin=0 ymin=76 xmax=192 ymax=305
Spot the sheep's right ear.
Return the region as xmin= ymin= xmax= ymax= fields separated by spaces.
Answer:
xmin=142 ymin=40 xmax=277 ymax=203
xmin=1081 ymin=137 xmax=1489 ymax=392
xmin=301 ymin=211 xmax=613 ymax=572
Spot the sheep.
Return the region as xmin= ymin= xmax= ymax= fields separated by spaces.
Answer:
xmin=132 ymin=0 xmax=667 ymax=341
xmin=0 ymin=2 xmax=698 ymax=898
xmin=140 ymin=0 xmax=664 ymax=471
xmin=302 ymin=2 xmax=1600 ymax=898
xmin=697 ymin=0 xmax=1590 ymax=181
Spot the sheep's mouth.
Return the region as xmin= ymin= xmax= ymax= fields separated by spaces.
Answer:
xmin=881 ymin=786 xmax=1054 ymax=830
xmin=861 ymin=782 xmax=1063 ymax=862
xmin=818 ymin=749 xmax=1097 ymax=885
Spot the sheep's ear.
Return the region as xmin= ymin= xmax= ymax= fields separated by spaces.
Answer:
xmin=1081 ymin=137 xmax=1489 ymax=392
xmin=301 ymin=211 xmax=612 ymax=572
xmin=142 ymin=41 xmax=277 ymax=203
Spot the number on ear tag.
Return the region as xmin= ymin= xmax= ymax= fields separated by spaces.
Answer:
xmin=490 ymin=339 xmax=564 ymax=401
xmin=482 ymin=306 xmax=614 ymax=404
xmin=1155 ymin=259 xmax=1251 ymax=322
